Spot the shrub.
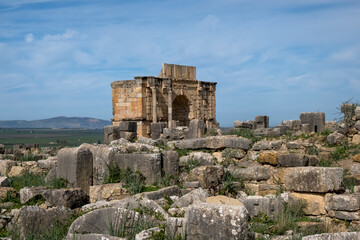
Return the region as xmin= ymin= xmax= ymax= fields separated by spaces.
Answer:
xmin=221 ymin=171 xmax=244 ymax=196
xmin=105 ymin=165 xmax=146 ymax=194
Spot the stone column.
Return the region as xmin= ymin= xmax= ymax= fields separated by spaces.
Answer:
xmin=151 ymin=87 xmax=157 ymax=123
xmin=168 ymin=86 xmax=173 ymax=128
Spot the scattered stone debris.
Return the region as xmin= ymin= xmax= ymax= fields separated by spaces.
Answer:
xmin=1 ymin=71 xmax=360 ymax=239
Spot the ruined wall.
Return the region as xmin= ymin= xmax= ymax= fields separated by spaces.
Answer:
xmin=111 ymin=64 xmax=217 ymax=137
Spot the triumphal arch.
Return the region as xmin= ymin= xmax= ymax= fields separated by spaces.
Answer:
xmin=111 ymin=63 xmax=217 ymax=137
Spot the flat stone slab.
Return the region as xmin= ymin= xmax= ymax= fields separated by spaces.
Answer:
xmin=186 ymin=203 xmax=248 ymax=240
xmin=284 ymin=167 xmax=343 ymax=193
xmin=302 ymin=232 xmax=360 ymax=240
xmin=168 ymin=136 xmax=251 ymax=150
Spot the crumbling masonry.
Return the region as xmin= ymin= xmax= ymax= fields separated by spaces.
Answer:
xmin=111 ymin=63 xmax=218 ymax=137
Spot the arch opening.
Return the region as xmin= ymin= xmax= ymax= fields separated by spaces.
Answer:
xmin=172 ymin=95 xmax=191 ymax=126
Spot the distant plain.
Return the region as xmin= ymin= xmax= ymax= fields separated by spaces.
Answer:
xmin=0 ymin=128 xmax=104 ymax=149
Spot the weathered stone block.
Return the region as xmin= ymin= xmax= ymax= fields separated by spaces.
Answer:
xmin=168 ymin=138 xmax=207 ymax=150
xmin=8 ymin=166 xmax=26 ymax=177
xmin=89 ymin=183 xmax=129 ymax=203
xmin=118 ymin=121 xmax=137 ymax=131
xmin=206 ymin=136 xmax=251 ymax=150
xmin=0 ymin=160 xmax=16 ymax=176
xmin=352 ymin=134 xmax=360 ymax=145
xmin=281 ymin=120 xmax=301 ymax=131
xmin=180 ymin=152 xmax=214 ymax=166
xmin=188 ymin=165 xmax=224 ymax=189
xmin=162 ymin=150 xmax=179 ymax=177
xmin=186 ymin=119 xmax=206 ymax=139
xmin=289 ymin=192 xmax=325 ymax=215
xmin=356 ymin=106 xmax=360 ymax=120
xmin=258 ymin=152 xmax=278 ymax=165
xmin=234 ymin=120 xmax=254 ymax=129
xmin=229 ymin=165 xmax=271 ymax=181
xmin=252 ymin=141 xmax=272 ymax=151
xmin=114 ymin=153 xmax=161 ymax=184
xmin=9 ymin=206 xmax=72 ymax=239
xmin=242 ymin=196 xmax=283 ymax=217
xmin=325 ymin=193 xmax=360 ymax=211
xmin=170 ymin=188 xmax=208 ymax=208
xmin=20 ymin=186 xmax=47 ymax=204
xmin=334 ymin=211 xmax=360 ymax=221
xmin=327 ymin=132 xmax=345 ymax=145
xmin=278 ymin=154 xmax=318 ymax=167
xmin=354 ymin=121 xmax=360 ymax=131
xmin=151 ymin=122 xmax=167 ymax=140
xmin=286 ymin=141 xmax=302 ymax=149
xmin=80 ymin=143 xmax=115 ymax=185
xmin=67 ymin=208 xmax=140 ymax=237
xmin=284 ymin=167 xmax=343 ymax=193
xmin=255 ymin=115 xmax=269 ymax=129
xmin=300 ymin=112 xmax=325 ymax=133
xmin=0 ymin=176 xmax=9 ymax=187
xmin=222 ymin=148 xmax=246 ymax=160
xmin=186 ymin=203 xmax=248 ymax=240
xmin=57 ymin=146 xmax=93 ymax=194
xmin=165 ymin=217 xmax=186 ymax=240
xmin=206 ymin=196 xmax=244 ymax=206
xmin=43 ymin=188 xmax=89 ymax=209
xmin=162 ymin=127 xmax=188 ymax=140
xmin=104 ymin=125 xmax=121 ymax=144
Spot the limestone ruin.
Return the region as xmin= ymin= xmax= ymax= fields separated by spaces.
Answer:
xmin=111 ymin=63 xmax=218 ymax=137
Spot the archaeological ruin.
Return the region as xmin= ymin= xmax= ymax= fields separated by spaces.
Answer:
xmin=111 ymin=63 xmax=218 ymax=137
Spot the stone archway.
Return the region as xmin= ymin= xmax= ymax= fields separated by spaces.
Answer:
xmin=172 ymin=95 xmax=191 ymax=126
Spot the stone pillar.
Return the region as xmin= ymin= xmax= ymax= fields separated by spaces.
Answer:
xmin=168 ymin=87 xmax=173 ymax=128
xmin=151 ymin=87 xmax=157 ymax=123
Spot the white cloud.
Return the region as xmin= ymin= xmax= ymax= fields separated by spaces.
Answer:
xmin=43 ymin=30 xmax=78 ymax=41
xmin=25 ymin=33 xmax=34 ymax=43
xmin=198 ymin=15 xmax=221 ymax=31
xmin=329 ymin=46 xmax=360 ymax=62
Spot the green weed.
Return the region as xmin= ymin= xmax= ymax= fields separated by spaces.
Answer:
xmin=46 ymin=176 xmax=69 ymax=189
xmin=174 ymin=148 xmax=191 ymax=158
xmin=331 ymin=141 xmax=350 ymax=161
xmin=221 ymin=171 xmax=244 ymax=196
xmin=223 ymin=128 xmax=261 ymax=143
xmin=17 ymin=154 xmax=38 ymax=162
xmin=8 ymin=171 xmax=46 ymax=191
xmin=105 ymin=165 xmax=146 ymax=194
xmin=317 ymin=158 xmax=333 ymax=167
xmin=183 ymin=158 xmax=200 ymax=173
xmin=249 ymin=201 xmax=309 ymax=237
xmin=342 ymin=170 xmax=356 ymax=193
xmin=320 ymin=128 xmax=333 ymax=137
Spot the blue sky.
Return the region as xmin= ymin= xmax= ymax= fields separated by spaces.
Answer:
xmin=0 ymin=0 xmax=359 ymax=127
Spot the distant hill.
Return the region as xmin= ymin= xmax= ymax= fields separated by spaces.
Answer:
xmin=0 ymin=116 xmax=112 ymax=129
